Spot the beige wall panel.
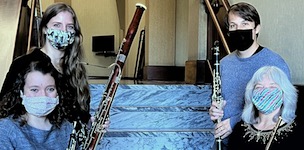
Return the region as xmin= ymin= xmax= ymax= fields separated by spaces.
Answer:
xmin=122 ymin=0 xmax=146 ymax=78
xmin=146 ymin=0 xmax=176 ymax=66
xmin=176 ymin=0 xmax=207 ymax=66
xmin=41 ymin=0 xmax=54 ymax=11
xmin=175 ymin=0 xmax=188 ymax=66
xmin=188 ymin=0 xmax=201 ymax=60
xmin=72 ymin=0 xmax=120 ymax=77
xmin=0 ymin=0 xmax=22 ymax=90
xmin=54 ymin=0 xmax=71 ymax=5
xmin=187 ymin=0 xmax=200 ymax=61
xmin=198 ymin=2 xmax=208 ymax=60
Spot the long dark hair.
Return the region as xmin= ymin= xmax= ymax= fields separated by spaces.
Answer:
xmin=39 ymin=3 xmax=90 ymax=118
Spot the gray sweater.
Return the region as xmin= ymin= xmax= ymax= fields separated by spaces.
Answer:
xmin=0 ymin=116 xmax=73 ymax=150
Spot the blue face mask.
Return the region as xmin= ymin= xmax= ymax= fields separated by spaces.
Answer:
xmin=46 ymin=28 xmax=75 ymax=50
xmin=20 ymin=91 xmax=59 ymax=117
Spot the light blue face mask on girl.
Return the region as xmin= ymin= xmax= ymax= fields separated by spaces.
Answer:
xmin=46 ymin=28 xmax=75 ymax=50
xmin=20 ymin=91 xmax=59 ymax=117
xmin=252 ymin=88 xmax=283 ymax=114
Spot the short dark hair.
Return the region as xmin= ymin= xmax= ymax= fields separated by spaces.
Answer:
xmin=224 ymin=2 xmax=260 ymax=29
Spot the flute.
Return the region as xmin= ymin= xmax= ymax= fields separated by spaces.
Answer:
xmin=265 ymin=116 xmax=282 ymax=150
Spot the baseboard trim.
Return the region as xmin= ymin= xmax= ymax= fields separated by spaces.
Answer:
xmin=144 ymin=66 xmax=185 ymax=81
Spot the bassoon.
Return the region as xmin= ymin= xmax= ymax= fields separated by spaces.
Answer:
xmin=81 ymin=3 xmax=147 ymax=150
xmin=211 ymin=41 xmax=224 ymax=150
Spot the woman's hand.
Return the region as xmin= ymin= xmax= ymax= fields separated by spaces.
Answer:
xmin=89 ymin=117 xmax=110 ymax=131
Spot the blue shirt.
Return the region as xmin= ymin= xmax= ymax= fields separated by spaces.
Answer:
xmin=0 ymin=116 xmax=73 ymax=150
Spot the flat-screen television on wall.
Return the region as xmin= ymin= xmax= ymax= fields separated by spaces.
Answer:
xmin=92 ymin=35 xmax=115 ymax=54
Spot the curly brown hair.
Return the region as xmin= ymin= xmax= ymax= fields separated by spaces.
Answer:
xmin=0 ymin=61 xmax=66 ymax=128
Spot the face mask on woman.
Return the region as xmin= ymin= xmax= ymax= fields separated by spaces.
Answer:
xmin=20 ymin=91 xmax=59 ymax=117
xmin=252 ymin=88 xmax=283 ymax=114
xmin=46 ymin=28 xmax=75 ymax=50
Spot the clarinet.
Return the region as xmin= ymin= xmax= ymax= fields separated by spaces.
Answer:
xmin=211 ymin=41 xmax=224 ymax=150
xmin=81 ymin=3 xmax=146 ymax=150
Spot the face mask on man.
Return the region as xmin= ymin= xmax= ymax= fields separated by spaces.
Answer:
xmin=227 ymin=29 xmax=254 ymax=51
xmin=46 ymin=28 xmax=75 ymax=50
xmin=20 ymin=91 xmax=59 ymax=117
xmin=252 ymin=88 xmax=283 ymax=115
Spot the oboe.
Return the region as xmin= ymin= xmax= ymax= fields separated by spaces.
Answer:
xmin=211 ymin=41 xmax=224 ymax=150
xmin=81 ymin=3 xmax=146 ymax=150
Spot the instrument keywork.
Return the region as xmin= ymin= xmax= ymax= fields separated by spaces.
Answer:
xmin=67 ymin=3 xmax=147 ymax=150
xmin=211 ymin=41 xmax=224 ymax=150
xmin=265 ymin=116 xmax=282 ymax=150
